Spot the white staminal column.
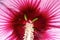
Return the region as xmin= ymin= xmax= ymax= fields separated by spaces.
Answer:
xmin=23 ymin=21 xmax=34 ymax=40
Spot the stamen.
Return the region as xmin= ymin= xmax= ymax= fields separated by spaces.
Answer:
xmin=24 ymin=14 xmax=27 ymax=21
xmin=32 ymin=18 xmax=38 ymax=22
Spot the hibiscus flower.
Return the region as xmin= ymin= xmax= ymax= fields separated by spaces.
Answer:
xmin=0 ymin=0 xmax=60 ymax=40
